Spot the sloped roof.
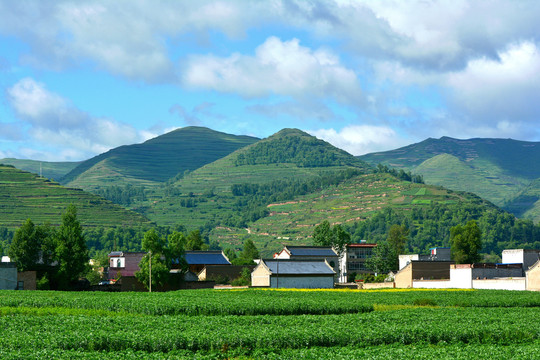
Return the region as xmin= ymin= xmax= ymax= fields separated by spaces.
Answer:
xmin=285 ymin=246 xmax=338 ymax=257
xmin=184 ymin=251 xmax=231 ymax=265
xmin=262 ymin=259 xmax=335 ymax=275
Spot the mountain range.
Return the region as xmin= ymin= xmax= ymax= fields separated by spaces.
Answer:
xmin=1 ymin=127 xmax=539 ymax=257
xmin=359 ymin=136 xmax=540 ymax=222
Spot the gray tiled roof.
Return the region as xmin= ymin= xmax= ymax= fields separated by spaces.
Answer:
xmin=286 ymin=246 xmax=338 ymax=257
xmin=184 ymin=251 xmax=231 ymax=265
xmin=263 ymin=260 xmax=335 ymax=275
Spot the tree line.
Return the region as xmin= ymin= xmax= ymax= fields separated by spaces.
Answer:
xmin=7 ymin=204 xmax=88 ymax=290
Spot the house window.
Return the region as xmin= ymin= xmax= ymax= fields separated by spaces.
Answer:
xmin=110 ymin=257 xmax=125 ymax=268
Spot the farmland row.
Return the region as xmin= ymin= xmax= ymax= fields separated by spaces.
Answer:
xmin=0 ymin=308 xmax=538 ymax=354
xmin=1 ymin=289 xmax=539 ymax=317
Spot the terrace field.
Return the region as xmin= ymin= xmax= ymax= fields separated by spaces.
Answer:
xmin=0 ymin=289 xmax=538 ymax=359
xmin=0 ymin=165 xmax=151 ymax=228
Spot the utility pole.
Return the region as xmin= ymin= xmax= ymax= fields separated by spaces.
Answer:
xmin=276 ymin=258 xmax=279 ymax=289
xmin=149 ymin=250 xmax=152 ymax=293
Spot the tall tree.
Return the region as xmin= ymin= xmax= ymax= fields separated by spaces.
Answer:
xmin=8 ymin=219 xmax=41 ymax=271
xmin=312 ymin=220 xmax=332 ymax=246
xmin=387 ymin=224 xmax=408 ymax=255
xmin=233 ymin=238 xmax=260 ymax=265
xmin=186 ymin=229 xmax=206 ymax=251
xmin=366 ymin=242 xmax=395 ymax=275
xmin=168 ymin=231 xmax=187 ymax=272
xmin=136 ymin=229 xmax=170 ymax=290
xmin=387 ymin=224 xmax=409 ymax=270
xmin=366 ymin=225 xmax=408 ymax=274
xmin=54 ymin=205 xmax=89 ymax=289
xmin=313 ymin=221 xmax=350 ymax=256
xmin=451 ymin=220 xmax=482 ymax=264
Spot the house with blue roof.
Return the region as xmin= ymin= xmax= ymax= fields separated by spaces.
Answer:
xmin=184 ymin=250 xmax=231 ymax=274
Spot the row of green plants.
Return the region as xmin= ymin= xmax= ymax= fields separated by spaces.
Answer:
xmin=0 ymin=307 xmax=538 ymax=353
xmin=1 ymin=289 xmax=539 ymax=316
xmin=1 ymin=289 xmax=539 ymax=358
xmin=3 ymin=344 xmax=540 ymax=360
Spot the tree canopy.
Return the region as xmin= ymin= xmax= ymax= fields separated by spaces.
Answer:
xmin=54 ymin=204 xmax=89 ymax=289
xmin=313 ymin=221 xmax=350 ymax=257
xmin=450 ymin=220 xmax=482 ymax=264
xmin=232 ymin=238 xmax=260 ymax=265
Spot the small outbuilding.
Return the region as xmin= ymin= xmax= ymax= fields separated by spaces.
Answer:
xmin=251 ymin=259 xmax=336 ymax=289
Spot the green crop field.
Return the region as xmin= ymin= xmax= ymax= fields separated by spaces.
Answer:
xmin=0 ymin=288 xmax=538 ymax=359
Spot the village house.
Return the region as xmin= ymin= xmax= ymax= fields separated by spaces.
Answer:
xmin=0 ymin=257 xmax=37 ymax=290
xmin=251 ymin=259 xmax=336 ymax=288
xmin=339 ymin=242 xmax=377 ymax=282
xmin=502 ymin=249 xmax=540 ymax=272
xmin=274 ymin=246 xmax=339 ymax=279
xmin=398 ymin=247 xmax=451 ymax=270
xmin=183 ymin=250 xmax=231 ymax=274
xmin=108 ymin=251 xmax=146 ymax=280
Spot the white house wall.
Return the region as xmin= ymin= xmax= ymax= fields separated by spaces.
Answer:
xmin=450 ymin=268 xmax=473 ymax=288
xmin=413 ymin=280 xmax=452 ymax=289
xmin=399 ymin=254 xmax=419 ymax=270
xmin=473 ymin=278 xmax=526 ymax=290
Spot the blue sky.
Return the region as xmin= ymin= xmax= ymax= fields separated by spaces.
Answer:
xmin=1 ymin=0 xmax=540 ymax=161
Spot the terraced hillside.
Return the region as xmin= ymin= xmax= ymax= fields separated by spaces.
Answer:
xmin=122 ymin=129 xmax=530 ymax=258
xmin=0 ymin=158 xmax=80 ymax=181
xmin=0 ymin=165 xmax=151 ymax=228
xmin=61 ymin=127 xmax=259 ymax=191
xmin=215 ymin=173 xmax=501 ymax=256
xmin=137 ymin=128 xmax=371 ymax=226
xmin=359 ymin=137 xmax=540 ymax=222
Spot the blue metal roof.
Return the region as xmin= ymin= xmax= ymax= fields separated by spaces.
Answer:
xmin=264 ymin=260 xmax=335 ymax=275
xmin=286 ymin=246 xmax=337 ymax=257
xmin=184 ymin=251 xmax=230 ymax=265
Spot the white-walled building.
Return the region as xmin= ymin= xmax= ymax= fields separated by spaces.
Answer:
xmin=251 ymin=259 xmax=336 ymax=288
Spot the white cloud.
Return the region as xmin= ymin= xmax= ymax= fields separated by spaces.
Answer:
xmin=309 ymin=124 xmax=408 ymax=155
xmin=6 ymin=77 xmax=146 ymax=160
xmin=0 ymin=1 xmax=268 ymax=81
xmin=446 ymin=41 xmax=540 ymax=124
xmin=183 ymin=36 xmax=363 ymax=104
